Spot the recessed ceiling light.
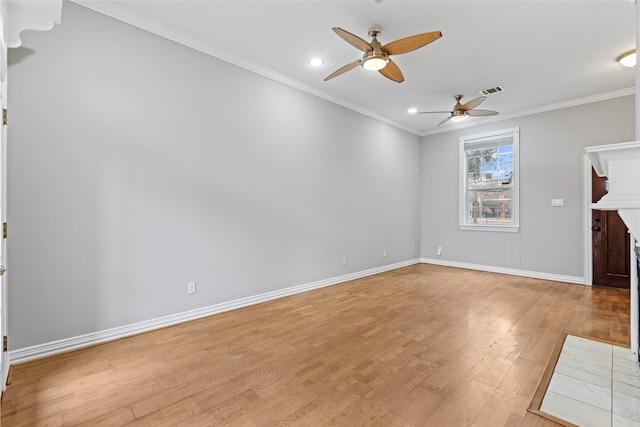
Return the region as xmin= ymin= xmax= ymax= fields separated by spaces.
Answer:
xmin=407 ymin=108 xmax=418 ymax=114
xmin=617 ymin=50 xmax=636 ymax=68
xmin=309 ymin=58 xmax=324 ymax=67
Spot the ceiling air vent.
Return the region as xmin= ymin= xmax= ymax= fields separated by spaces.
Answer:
xmin=479 ymin=86 xmax=504 ymax=96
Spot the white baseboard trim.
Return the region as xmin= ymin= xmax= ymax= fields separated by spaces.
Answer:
xmin=420 ymin=258 xmax=585 ymax=285
xmin=9 ymin=259 xmax=421 ymax=365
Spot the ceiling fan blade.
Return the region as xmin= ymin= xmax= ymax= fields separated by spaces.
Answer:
xmin=324 ymin=60 xmax=361 ymax=81
xmin=332 ymin=27 xmax=372 ymax=52
xmin=378 ymin=59 xmax=404 ymax=83
xmin=382 ymin=31 xmax=442 ymax=55
xmin=466 ymin=109 xmax=499 ymax=116
xmin=438 ymin=116 xmax=451 ymax=126
xmin=459 ymin=96 xmax=487 ymax=111
xmin=417 ymin=110 xmax=453 ymax=114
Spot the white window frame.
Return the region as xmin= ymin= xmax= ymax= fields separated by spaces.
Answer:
xmin=459 ymin=127 xmax=520 ymax=232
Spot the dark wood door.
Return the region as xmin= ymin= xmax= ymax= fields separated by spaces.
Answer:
xmin=592 ymin=168 xmax=630 ymax=289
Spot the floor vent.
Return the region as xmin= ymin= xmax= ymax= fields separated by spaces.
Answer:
xmin=479 ymin=86 xmax=504 ymax=96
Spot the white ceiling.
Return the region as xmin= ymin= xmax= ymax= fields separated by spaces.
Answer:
xmin=74 ymin=0 xmax=637 ymax=135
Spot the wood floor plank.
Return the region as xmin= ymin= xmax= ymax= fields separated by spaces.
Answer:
xmin=1 ymin=264 xmax=631 ymax=426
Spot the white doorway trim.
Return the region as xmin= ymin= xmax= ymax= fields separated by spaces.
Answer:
xmin=583 ymin=152 xmax=593 ymax=287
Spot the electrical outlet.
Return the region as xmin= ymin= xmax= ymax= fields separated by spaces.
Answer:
xmin=187 ymin=282 xmax=196 ymax=294
xmin=437 ymin=246 xmax=443 ymax=256
xmin=383 ymin=249 xmax=387 ymax=258
xmin=411 ymin=244 xmax=415 ymax=252
xmin=343 ymin=256 xmax=348 ymax=265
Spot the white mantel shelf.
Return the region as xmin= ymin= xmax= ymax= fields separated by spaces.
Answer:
xmin=586 ymin=141 xmax=640 ymax=245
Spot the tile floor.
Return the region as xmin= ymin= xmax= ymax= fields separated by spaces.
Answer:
xmin=540 ymin=335 xmax=640 ymax=427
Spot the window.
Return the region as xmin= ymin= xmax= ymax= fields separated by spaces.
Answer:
xmin=459 ymin=127 xmax=519 ymax=232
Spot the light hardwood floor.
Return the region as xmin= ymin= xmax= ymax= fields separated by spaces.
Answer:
xmin=1 ymin=264 xmax=631 ymax=426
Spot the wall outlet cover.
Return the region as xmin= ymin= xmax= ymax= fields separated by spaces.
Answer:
xmin=187 ymin=282 xmax=196 ymax=294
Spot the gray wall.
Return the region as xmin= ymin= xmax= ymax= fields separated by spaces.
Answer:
xmin=420 ymin=95 xmax=636 ymax=277
xmin=7 ymin=2 xmax=421 ymax=350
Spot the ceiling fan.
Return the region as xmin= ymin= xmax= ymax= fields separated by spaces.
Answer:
xmin=324 ymin=25 xmax=442 ymax=83
xmin=417 ymin=95 xmax=499 ymax=126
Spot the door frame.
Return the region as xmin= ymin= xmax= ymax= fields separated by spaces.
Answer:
xmin=583 ymin=153 xmax=594 ymax=287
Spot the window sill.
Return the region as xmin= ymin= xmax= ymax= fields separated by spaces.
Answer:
xmin=459 ymin=224 xmax=520 ymax=233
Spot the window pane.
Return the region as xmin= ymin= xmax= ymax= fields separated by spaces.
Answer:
xmin=466 ymin=189 xmax=513 ymax=225
xmin=466 ymin=145 xmax=513 ymax=190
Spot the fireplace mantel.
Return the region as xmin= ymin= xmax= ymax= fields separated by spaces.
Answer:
xmin=587 ymin=141 xmax=640 ymax=245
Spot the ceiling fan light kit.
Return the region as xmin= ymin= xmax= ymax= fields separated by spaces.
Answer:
xmin=450 ymin=112 xmax=467 ymax=122
xmin=361 ymin=52 xmax=389 ymax=71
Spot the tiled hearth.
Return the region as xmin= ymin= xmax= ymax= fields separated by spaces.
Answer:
xmin=539 ymin=335 xmax=640 ymax=427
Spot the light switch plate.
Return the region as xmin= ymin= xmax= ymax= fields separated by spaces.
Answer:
xmin=551 ymin=198 xmax=565 ymax=207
